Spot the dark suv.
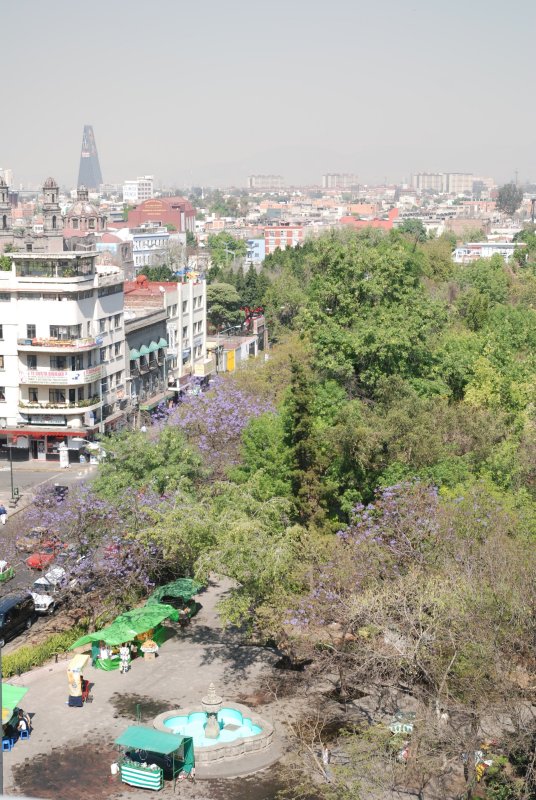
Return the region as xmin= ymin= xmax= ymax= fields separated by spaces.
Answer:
xmin=0 ymin=593 xmax=35 ymax=646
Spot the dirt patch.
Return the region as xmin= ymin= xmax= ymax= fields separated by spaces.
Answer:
xmin=201 ymin=771 xmax=320 ymax=800
xmin=12 ymin=741 xmax=132 ymax=800
xmin=110 ymin=692 xmax=173 ymax=721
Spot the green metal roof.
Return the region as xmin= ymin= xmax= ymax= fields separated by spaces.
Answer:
xmin=129 ymin=348 xmax=140 ymax=360
xmin=140 ymin=391 xmax=175 ymax=412
xmin=115 ymin=725 xmax=185 ymax=755
xmin=147 ymin=341 xmax=159 ymax=353
xmin=2 ymin=683 xmax=29 ymax=712
xmin=139 ymin=344 xmax=150 ymax=356
xmin=157 ymin=337 xmax=168 ymax=348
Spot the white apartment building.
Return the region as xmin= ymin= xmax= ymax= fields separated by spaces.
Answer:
xmin=122 ymin=176 xmax=155 ymax=204
xmin=453 ymin=241 xmax=523 ymax=264
xmin=0 ymin=252 xmax=126 ymax=462
xmin=247 ymin=175 xmax=285 ymax=190
xmin=412 ymin=172 xmax=475 ymax=195
xmin=124 ymin=276 xmax=214 ymax=397
xmin=322 ymin=173 xmax=359 ymax=190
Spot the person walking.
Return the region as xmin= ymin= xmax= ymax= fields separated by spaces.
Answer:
xmin=0 ymin=504 xmax=7 ymax=525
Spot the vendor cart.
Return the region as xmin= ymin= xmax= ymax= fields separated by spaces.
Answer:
xmin=0 ymin=561 xmax=15 ymax=584
xmin=114 ymin=725 xmax=194 ymax=791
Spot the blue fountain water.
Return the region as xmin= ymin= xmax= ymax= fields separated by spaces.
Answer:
xmin=163 ymin=707 xmax=263 ymax=748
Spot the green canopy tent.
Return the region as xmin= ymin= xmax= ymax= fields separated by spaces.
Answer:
xmin=70 ymin=603 xmax=179 ymax=671
xmin=2 ymin=683 xmax=29 ymax=726
xmin=146 ymin=578 xmax=203 ymax=607
xmin=115 ymin=725 xmax=194 ymax=790
xmin=157 ymin=337 xmax=168 ymax=349
xmin=139 ymin=344 xmax=150 ymax=357
xmin=147 ymin=341 xmax=159 ymax=353
xmin=129 ymin=348 xmax=141 ymax=360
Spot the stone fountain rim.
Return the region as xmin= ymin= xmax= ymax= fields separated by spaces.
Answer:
xmin=153 ymin=701 xmax=274 ymax=753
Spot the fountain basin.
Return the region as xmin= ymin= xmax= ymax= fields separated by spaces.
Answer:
xmin=154 ymin=702 xmax=274 ymax=766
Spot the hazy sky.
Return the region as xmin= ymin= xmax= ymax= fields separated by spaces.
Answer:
xmin=3 ymin=0 xmax=535 ymax=188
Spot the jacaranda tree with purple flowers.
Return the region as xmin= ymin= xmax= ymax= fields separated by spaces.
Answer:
xmin=167 ymin=377 xmax=274 ymax=477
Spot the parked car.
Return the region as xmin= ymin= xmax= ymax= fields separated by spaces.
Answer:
xmin=15 ymin=527 xmax=49 ymax=554
xmin=31 ymin=567 xmax=66 ymax=615
xmin=26 ymin=541 xmax=65 ymax=571
xmin=0 ymin=592 xmax=35 ymax=646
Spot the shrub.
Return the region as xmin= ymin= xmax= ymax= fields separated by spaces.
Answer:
xmin=3 ymin=627 xmax=86 ymax=678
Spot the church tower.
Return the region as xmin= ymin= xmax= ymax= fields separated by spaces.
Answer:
xmin=0 ymin=177 xmax=11 ymax=232
xmin=42 ymin=177 xmax=63 ymax=234
xmin=0 ymin=177 xmax=13 ymax=251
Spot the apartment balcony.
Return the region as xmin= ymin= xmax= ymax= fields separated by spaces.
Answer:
xmin=18 ymin=396 xmax=101 ymax=415
xmin=18 ymin=366 xmax=103 ymax=386
xmin=17 ymin=337 xmax=101 ymax=353
xmin=194 ymin=356 xmax=216 ymax=378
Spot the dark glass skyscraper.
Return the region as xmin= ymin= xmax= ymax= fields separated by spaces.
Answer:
xmin=77 ymin=125 xmax=103 ymax=189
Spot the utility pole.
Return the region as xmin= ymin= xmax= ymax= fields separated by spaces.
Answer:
xmin=514 ymin=169 xmax=519 ymax=186
xmin=9 ymin=445 xmax=14 ymax=499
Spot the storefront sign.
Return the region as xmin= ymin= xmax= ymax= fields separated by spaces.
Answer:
xmin=19 ymin=366 xmax=102 ymax=385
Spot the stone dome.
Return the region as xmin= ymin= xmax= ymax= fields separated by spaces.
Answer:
xmin=43 ymin=177 xmax=58 ymax=189
xmin=66 ymin=199 xmax=101 ymax=218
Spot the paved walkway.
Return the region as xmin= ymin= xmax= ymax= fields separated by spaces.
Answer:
xmin=3 ymin=578 xmax=282 ymax=798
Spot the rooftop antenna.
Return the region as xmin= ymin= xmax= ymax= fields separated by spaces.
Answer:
xmin=514 ymin=169 xmax=519 ymax=186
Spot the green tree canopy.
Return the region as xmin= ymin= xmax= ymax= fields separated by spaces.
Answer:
xmin=206 ymin=282 xmax=243 ymax=330
xmin=496 ymin=182 xmax=524 ymax=215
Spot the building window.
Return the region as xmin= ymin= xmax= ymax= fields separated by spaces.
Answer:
xmin=0 ymin=387 xmax=5 ymax=401
xmin=0 ymin=356 xmax=4 ymax=370
xmin=49 ymin=389 xmax=66 ymax=404
xmin=0 ymin=325 xmax=2 ymax=339
xmin=72 ymin=218 xmax=79 ymax=230
xmin=78 ymin=387 xmax=84 ymax=401
xmin=100 ymin=348 xmax=107 ymax=364
xmin=87 ymin=322 xmax=92 ymax=336
xmin=182 ymin=301 xmax=188 ymax=313
xmin=99 ymin=319 xmax=106 ymax=333
xmin=50 ymin=356 xmax=67 ymax=370
xmin=27 ymin=324 xmax=36 ymax=339
xmin=69 ymin=389 xmax=76 ymax=404
xmin=29 ymin=387 xmax=38 ymax=403
xmin=27 ymin=355 xmax=37 ymax=369
xmin=88 ymin=218 xmax=95 ymax=229
xmin=114 ymin=314 xmax=121 ymax=329
xmin=50 ymin=324 xmax=81 ymax=340
xmin=52 ymin=215 xmax=57 ymax=230
xmin=182 ymin=326 xmax=188 ymax=338
xmin=114 ymin=342 xmax=121 ymax=357
xmin=100 ymin=377 xmax=108 ymax=393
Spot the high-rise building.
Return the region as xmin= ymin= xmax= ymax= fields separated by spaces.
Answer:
xmin=322 ymin=173 xmax=359 ymax=190
xmin=247 ymin=175 xmax=285 ymax=190
xmin=0 ymin=168 xmax=13 ymax=187
xmin=411 ymin=173 xmax=447 ymax=192
xmin=122 ymin=176 xmax=154 ymax=204
xmin=77 ymin=125 xmax=103 ymax=190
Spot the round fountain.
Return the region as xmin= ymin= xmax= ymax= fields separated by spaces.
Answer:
xmin=153 ymin=684 xmax=279 ymax=776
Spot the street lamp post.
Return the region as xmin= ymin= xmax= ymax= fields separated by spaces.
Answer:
xmin=8 ymin=445 xmax=14 ymax=500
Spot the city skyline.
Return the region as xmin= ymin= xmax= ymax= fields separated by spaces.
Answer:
xmin=3 ymin=0 xmax=536 ymax=187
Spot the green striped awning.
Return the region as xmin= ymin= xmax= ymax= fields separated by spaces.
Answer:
xmin=157 ymin=337 xmax=168 ymax=348
xmin=129 ymin=349 xmax=140 ymax=360
xmin=139 ymin=344 xmax=150 ymax=356
xmin=147 ymin=341 xmax=158 ymax=353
